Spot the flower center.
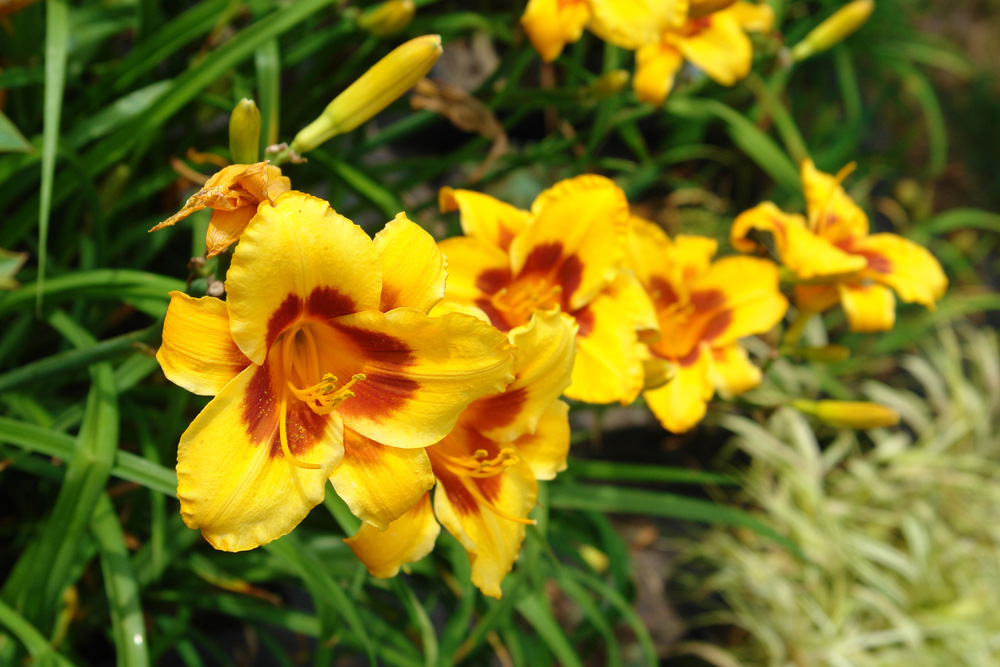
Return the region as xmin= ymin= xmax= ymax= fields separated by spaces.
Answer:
xmin=490 ymin=278 xmax=562 ymax=329
xmin=810 ymin=162 xmax=856 ymax=236
xmin=277 ymin=324 xmax=365 ymax=470
xmin=431 ymin=447 xmax=536 ymax=526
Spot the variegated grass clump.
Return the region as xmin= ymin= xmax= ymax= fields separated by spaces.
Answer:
xmin=673 ymin=324 xmax=1000 ymax=666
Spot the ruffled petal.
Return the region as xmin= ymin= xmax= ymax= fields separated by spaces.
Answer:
xmin=315 ymin=309 xmax=514 ymax=449
xmin=678 ymin=12 xmax=753 ymax=86
xmin=710 ymin=343 xmax=762 ymax=398
xmin=727 ymin=1 xmax=775 ymax=33
xmin=440 ymin=187 xmax=529 ymax=252
xmin=837 ymin=282 xmax=896 ymax=332
xmin=205 ymin=206 xmax=257 ymax=258
xmin=148 ymin=163 xmax=255 ymax=232
xmin=157 ymin=291 xmax=251 ymax=396
xmin=345 ymin=493 xmax=441 ymax=579
xmin=511 ymin=175 xmax=629 ymax=311
xmin=633 ymin=42 xmax=684 ymax=106
xmin=373 ymin=213 xmax=446 ymax=314
xmin=847 ymin=233 xmax=947 ymax=307
xmin=801 ymin=159 xmax=869 ymax=242
xmin=643 ymin=344 xmax=714 ymax=433
xmin=690 ymin=256 xmax=788 ymax=348
xmin=438 ymin=236 xmax=512 ymax=325
xmin=462 ymin=309 xmax=576 ymax=442
xmin=564 ymin=284 xmax=647 ymax=405
xmin=511 ymin=400 xmax=570 ymax=481
xmin=431 ymin=430 xmax=538 ymax=599
xmin=226 ymin=192 xmax=382 ymax=365
xmin=176 ymin=362 xmax=344 ymax=552
xmin=520 ymin=0 xmax=591 ymax=62
xmin=731 ymin=202 xmax=867 ymax=279
xmin=589 ymin=0 xmax=689 ymax=50
xmin=330 ymin=428 xmax=436 ymax=530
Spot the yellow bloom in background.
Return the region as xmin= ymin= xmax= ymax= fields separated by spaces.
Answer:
xmin=156 ymin=191 xmax=514 ymax=551
xmin=628 ymin=217 xmax=787 ymax=433
xmin=148 ymin=162 xmax=290 ymax=257
xmin=346 ymin=309 xmax=577 ymax=598
xmin=437 ymin=175 xmax=658 ymax=405
xmin=731 ymin=159 xmax=948 ymax=332
xmin=633 ymin=2 xmax=774 ymax=105
xmin=520 ymin=0 xmax=592 ymax=62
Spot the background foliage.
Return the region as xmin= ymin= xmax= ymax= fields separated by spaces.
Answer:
xmin=0 ymin=0 xmax=997 ymax=664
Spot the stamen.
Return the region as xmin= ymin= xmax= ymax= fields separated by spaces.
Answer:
xmin=277 ymin=390 xmax=321 ymax=470
xmin=491 ymin=280 xmax=562 ymax=327
xmin=432 ymin=447 xmax=536 ymax=525
xmin=811 ymin=161 xmax=857 ymax=234
xmin=287 ymin=373 xmax=366 ymax=415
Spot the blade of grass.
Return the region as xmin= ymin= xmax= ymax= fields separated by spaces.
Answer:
xmin=0 ymin=599 xmax=75 ymax=667
xmin=0 ymin=110 xmax=32 ymax=153
xmin=254 ymin=37 xmax=281 ymax=150
xmin=37 ymin=0 xmax=70 ymax=313
xmin=567 ymin=459 xmax=737 ymax=485
xmin=310 ymin=151 xmax=405 ymax=220
xmin=91 ymin=494 xmax=150 ymax=667
xmin=0 ymin=269 xmax=182 ymax=318
xmin=515 ymin=595 xmax=584 ymax=667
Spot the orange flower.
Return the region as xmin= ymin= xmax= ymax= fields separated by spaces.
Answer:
xmin=150 ymin=162 xmax=290 ymax=257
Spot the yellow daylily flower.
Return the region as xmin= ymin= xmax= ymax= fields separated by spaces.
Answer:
xmin=437 ymin=175 xmax=658 ymax=405
xmin=731 ymin=159 xmax=948 ymax=332
xmin=520 ymin=0 xmax=592 ymax=63
xmin=346 ymin=309 xmax=576 ymax=598
xmin=156 ymin=192 xmax=514 ymax=551
xmin=628 ymin=218 xmax=787 ymax=433
xmin=149 ymin=162 xmax=290 ymax=257
xmin=633 ymin=1 xmax=774 ymax=105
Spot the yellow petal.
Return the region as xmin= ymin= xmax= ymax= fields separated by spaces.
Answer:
xmin=794 ymin=283 xmax=841 ymax=314
xmin=177 ymin=362 xmax=344 ymax=552
xmin=205 ymin=206 xmax=256 ymax=258
xmin=226 ymin=192 xmax=382 ymax=365
xmin=440 ymin=187 xmax=529 ymax=252
xmin=330 ymin=428 xmax=436 ymax=530
xmin=837 ymin=282 xmax=896 ymax=332
xmin=690 ymin=256 xmax=788 ymax=348
xmin=847 ymin=233 xmax=947 ymax=307
xmin=148 ymin=163 xmax=256 ymax=233
xmin=564 ymin=283 xmax=647 ymax=405
xmin=670 ymin=234 xmax=720 ymax=279
xmin=727 ymin=1 xmax=775 ymax=34
xmin=710 ymin=343 xmax=762 ymax=398
xmin=801 ymin=159 xmax=869 ymax=242
xmin=462 ymin=309 xmax=577 ymax=442
xmin=373 ymin=213 xmax=446 ymax=314
xmin=511 ymin=400 xmax=570 ymax=481
xmin=678 ymin=12 xmax=753 ymax=86
xmin=157 ymin=291 xmax=251 ymax=396
xmin=633 ymin=42 xmax=684 ymax=106
xmin=589 ymin=0 xmax=689 ymax=50
xmin=431 ymin=432 xmax=538 ymax=599
xmin=643 ymin=344 xmax=714 ymax=433
xmin=520 ymin=0 xmax=591 ymax=62
xmin=315 ymin=309 xmax=514 ymax=449
xmin=731 ymin=202 xmax=868 ymax=279
xmin=345 ymin=493 xmax=441 ymax=578
xmin=438 ymin=235 xmax=512 ymax=319
xmin=511 ymin=175 xmax=629 ymax=311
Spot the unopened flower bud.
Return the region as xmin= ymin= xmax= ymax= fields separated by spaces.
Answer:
xmin=358 ymin=0 xmax=416 ymax=37
xmin=229 ymin=98 xmax=261 ymax=164
xmin=586 ymin=70 xmax=630 ymax=100
xmin=789 ymin=0 xmax=875 ymax=62
xmin=290 ymin=35 xmax=443 ymax=154
xmin=793 ymin=345 xmax=851 ymax=363
xmin=688 ymin=0 xmax=738 ymax=19
xmin=792 ymin=399 xmax=899 ymax=429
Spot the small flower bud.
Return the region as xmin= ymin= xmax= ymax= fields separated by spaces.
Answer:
xmin=229 ymin=98 xmax=261 ymax=164
xmin=792 ymin=399 xmax=899 ymax=429
xmin=357 ymin=0 xmax=416 ymax=37
xmin=290 ymin=35 xmax=443 ymax=154
xmin=585 ymin=70 xmax=630 ymax=100
xmin=793 ymin=345 xmax=851 ymax=363
xmin=789 ymin=0 xmax=875 ymax=62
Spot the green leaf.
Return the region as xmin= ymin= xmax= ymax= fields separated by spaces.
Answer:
xmin=0 ymin=269 xmax=182 ymax=318
xmin=0 ymin=599 xmax=75 ymax=667
xmin=91 ymin=494 xmax=150 ymax=667
xmin=0 ymin=248 xmax=29 ymax=290
xmin=310 ymin=151 xmax=405 ymax=220
xmin=37 ymin=0 xmax=70 ymax=313
xmin=549 ymin=481 xmax=802 ymax=557
xmin=567 ymin=458 xmax=737 ymax=485
xmin=515 ymin=595 xmax=584 ymax=667
xmin=0 ymin=110 xmax=32 ymax=153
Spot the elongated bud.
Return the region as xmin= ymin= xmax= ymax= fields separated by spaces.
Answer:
xmin=290 ymin=35 xmax=443 ymax=154
xmin=792 ymin=399 xmax=899 ymax=429
xmin=789 ymin=0 xmax=875 ymax=62
xmin=688 ymin=0 xmax=738 ymax=19
xmin=229 ymin=98 xmax=261 ymax=164
xmin=358 ymin=0 xmax=416 ymax=37
xmin=792 ymin=345 xmax=851 ymax=363
xmin=585 ymin=70 xmax=630 ymax=100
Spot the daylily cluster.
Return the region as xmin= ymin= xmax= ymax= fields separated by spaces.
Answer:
xmin=520 ymin=0 xmax=774 ymax=104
